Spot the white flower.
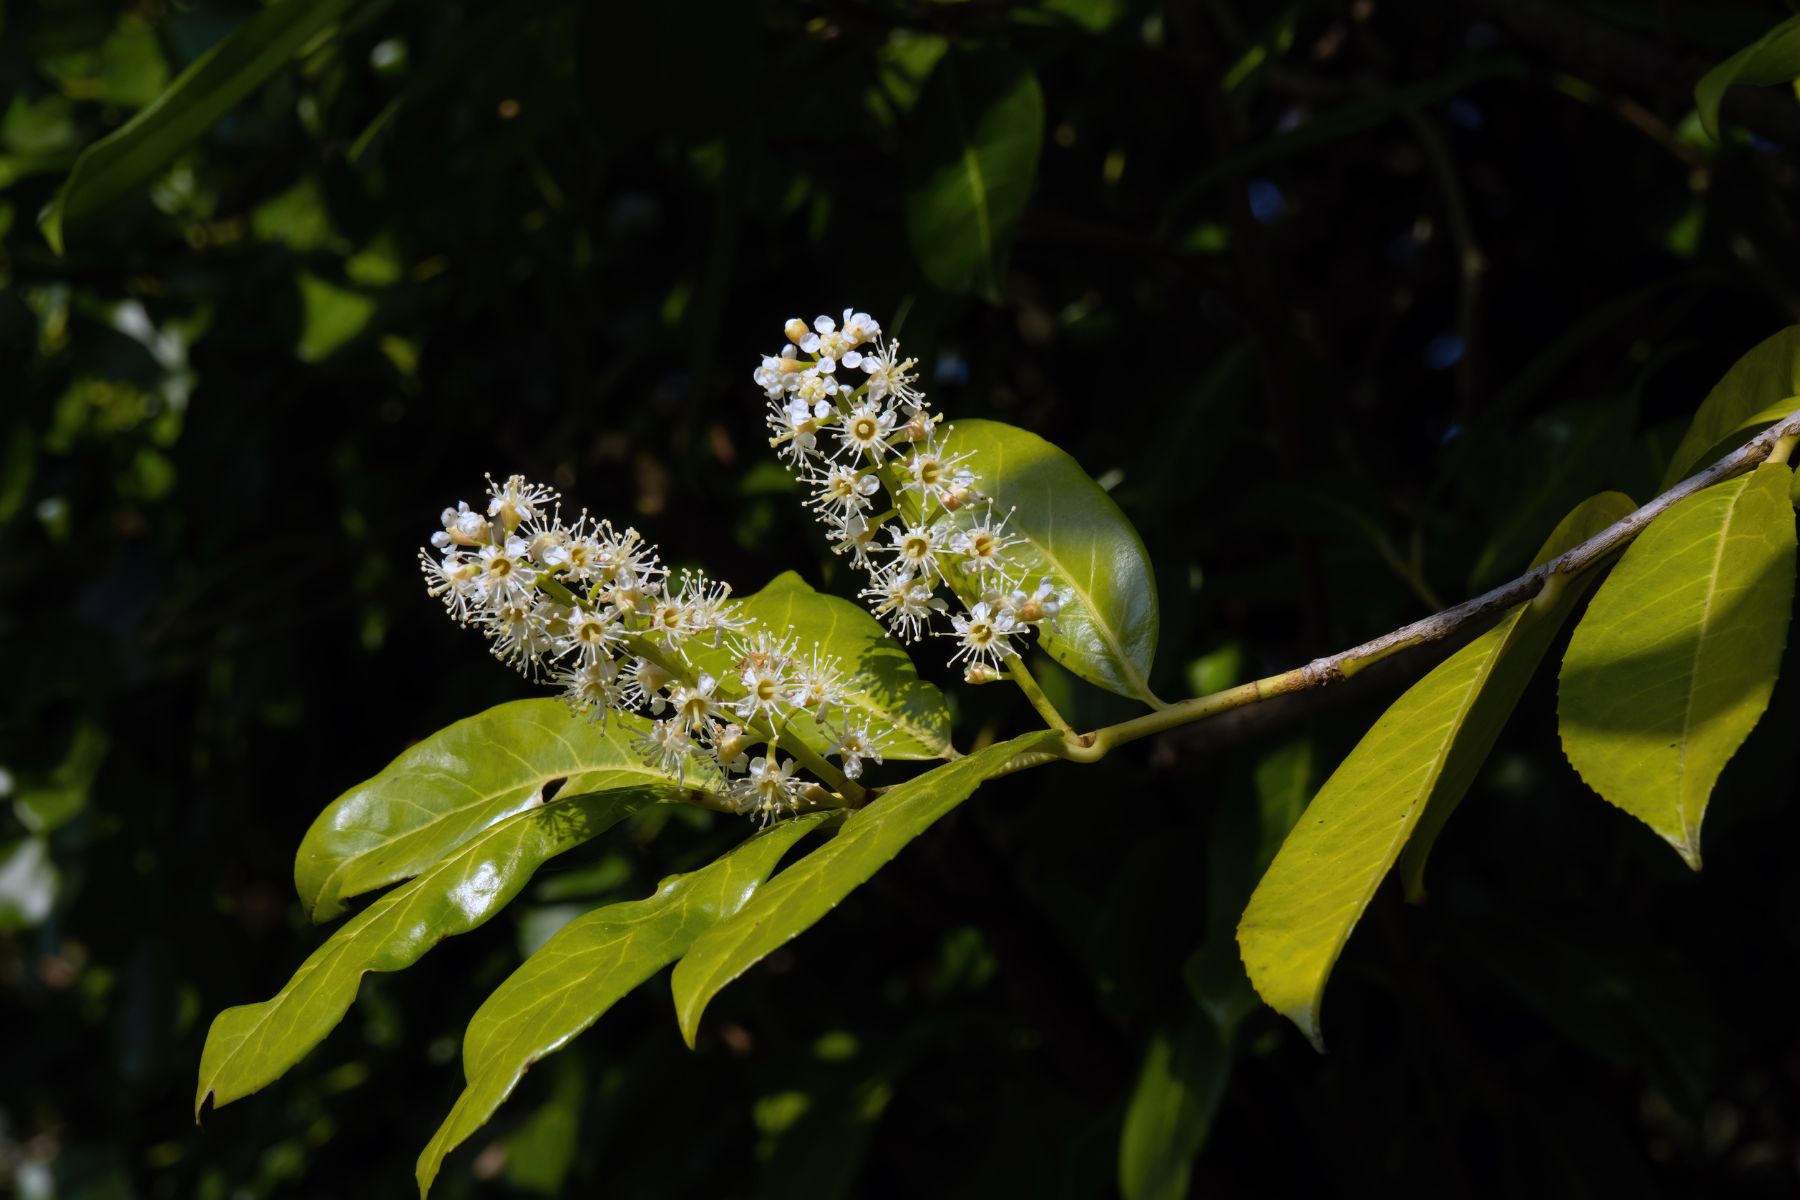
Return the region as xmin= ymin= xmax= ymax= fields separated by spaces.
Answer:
xmin=621 ymin=655 xmax=674 ymax=713
xmin=486 ymin=474 xmax=557 ymax=532
xmin=806 ymin=463 xmax=882 ymax=521
xmin=558 ymin=657 xmax=625 ymax=717
xmin=862 ymin=569 xmax=948 ymax=642
xmin=735 ymin=633 xmax=795 ymax=721
xmin=787 ymin=647 xmax=847 ymax=721
xmin=709 ymin=723 xmax=752 ymax=775
xmin=943 ymin=601 xmax=1022 ymax=669
xmin=674 ymin=572 xmax=748 ymax=647
xmin=881 ymin=521 xmax=950 ymax=585
xmin=480 ymin=596 xmax=558 ymax=675
xmin=995 ymin=577 xmax=1064 ymax=627
xmin=900 ymin=436 xmax=978 ymax=510
xmin=668 ymin=672 xmax=722 ymax=733
xmin=555 ymin=602 xmax=623 ymax=664
xmin=754 ymin=345 xmax=803 ymax=398
xmin=835 ymin=399 xmax=898 ymax=463
xmin=950 ymin=507 xmax=1020 ymax=580
xmin=475 ymin=537 xmax=539 ymax=609
xmin=769 ymin=396 xmax=833 ymax=463
xmin=432 ymin=501 xmax=489 ymax=548
xmin=732 ymin=755 xmax=800 ymax=820
xmin=638 ymin=719 xmax=699 ymax=786
xmin=420 ymin=548 xmax=484 ymax=622
xmin=828 ymin=718 xmax=885 ymax=780
xmin=829 ymin=513 xmax=879 ymax=568
xmin=860 ymin=340 xmax=924 ymax=411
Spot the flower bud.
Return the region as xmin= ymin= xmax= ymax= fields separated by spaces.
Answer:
xmin=785 ymin=318 xmax=809 ymax=344
xmin=963 ymin=663 xmax=1003 ymax=685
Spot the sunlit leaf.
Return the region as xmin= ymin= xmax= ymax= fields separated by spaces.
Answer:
xmin=1560 ymin=464 xmax=1796 ymax=867
xmin=0 ymin=837 xmax=57 ymax=931
xmin=903 ymin=49 xmax=1044 ymax=299
xmin=416 ymin=814 xmax=828 ymax=1197
xmin=671 ymin=730 xmax=1059 ymax=1045
xmin=1695 ymin=16 xmax=1800 ymax=140
xmin=198 ymin=787 xmax=665 ymax=1117
xmin=1661 ymin=326 xmax=1800 ymax=487
xmin=295 ymin=701 xmax=715 ymax=923
xmin=697 ymin=571 xmax=953 ymax=760
xmin=938 ymin=419 xmax=1161 ymax=704
xmin=43 ymin=0 xmax=360 ymax=253
xmin=296 ymin=271 xmax=376 ymax=362
xmin=1239 ymin=492 xmax=1636 ymax=1048
xmin=1118 ymin=1016 xmax=1228 ymax=1200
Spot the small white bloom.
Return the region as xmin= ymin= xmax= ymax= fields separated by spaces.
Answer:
xmin=555 ymin=602 xmax=623 ymax=664
xmin=668 ymin=672 xmax=722 ymax=732
xmin=432 ymin=501 xmax=489 ymax=549
xmin=829 ymin=513 xmax=879 ymax=568
xmin=710 ymin=723 xmax=752 ymax=775
xmin=943 ymin=601 xmax=1022 ymax=669
xmin=787 ymin=647 xmax=847 ymax=721
xmin=835 ymin=399 xmax=898 ymax=463
xmin=828 ymin=717 xmax=886 ymax=780
xmin=862 ymin=569 xmax=948 ymax=642
xmin=558 ymin=656 xmax=626 ymax=717
xmin=732 ymin=755 xmax=800 ymax=821
xmin=881 ymin=521 xmax=950 ymax=585
xmin=735 ymin=636 xmax=794 ymax=722
xmin=860 ymin=340 xmax=924 ymax=411
xmin=486 ymin=474 xmax=557 ymax=532
xmin=475 ymin=537 xmax=539 ymax=609
xmin=420 ymin=548 xmax=484 ymax=623
xmin=900 ymin=437 xmax=978 ymax=511
xmin=769 ymin=396 xmax=833 ymax=463
xmin=950 ymin=507 xmax=1020 ymax=580
xmin=638 ymin=719 xmax=699 ymax=786
xmin=806 ymin=463 xmax=882 ymax=521
xmin=480 ymin=596 xmax=559 ymax=675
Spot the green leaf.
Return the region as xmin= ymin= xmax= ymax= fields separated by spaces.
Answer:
xmin=1397 ymin=491 xmax=1639 ymax=899
xmin=1695 ymin=16 xmax=1800 ymax=140
xmin=198 ymin=787 xmax=664 ymax=1118
xmin=939 ymin=419 xmax=1161 ymax=704
xmin=1118 ymin=1015 xmax=1229 ymax=1200
xmin=0 ymin=836 xmax=57 ymax=932
xmin=296 ymin=701 xmax=713 ymax=923
xmin=416 ymin=814 xmax=828 ymax=1198
xmin=1661 ymin=326 xmax=1800 ymax=488
xmin=671 ymin=730 xmax=1059 ymax=1046
xmin=1238 ymin=492 xmax=1637 ymax=1048
xmin=42 ymin=0 xmax=359 ymax=254
xmin=715 ymin=571 xmax=954 ymax=759
xmin=1560 ymin=463 xmax=1797 ymax=868
xmin=903 ymin=49 xmax=1044 ymax=299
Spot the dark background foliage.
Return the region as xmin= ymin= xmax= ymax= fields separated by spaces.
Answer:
xmin=6 ymin=0 xmax=1800 ymax=1195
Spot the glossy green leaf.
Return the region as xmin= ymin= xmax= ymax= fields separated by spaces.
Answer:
xmin=1695 ymin=16 xmax=1800 ymax=140
xmin=198 ymin=787 xmax=663 ymax=1118
xmin=1118 ymin=1015 xmax=1229 ymax=1200
xmin=672 ymin=730 xmax=1059 ymax=1045
xmin=1661 ymin=326 xmax=1800 ymax=488
xmin=42 ymin=0 xmax=359 ymax=254
xmin=1560 ymin=464 xmax=1797 ymax=868
xmin=717 ymin=571 xmax=953 ymax=759
xmin=417 ymin=813 xmax=828 ymax=1197
xmin=903 ymin=49 xmax=1044 ymax=299
xmin=940 ymin=419 xmax=1161 ymax=704
xmin=1239 ymin=492 xmax=1637 ymax=1048
xmin=296 ymin=701 xmax=713 ymax=923
xmin=1397 ymin=492 xmax=1639 ymax=899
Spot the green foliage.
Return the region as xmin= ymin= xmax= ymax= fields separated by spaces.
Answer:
xmin=416 ymin=813 xmax=830 ymax=1197
xmin=1560 ymin=463 xmax=1797 ymax=867
xmin=699 ymin=572 xmax=954 ymax=760
xmin=904 ymin=49 xmax=1045 ymax=299
xmin=43 ymin=0 xmax=362 ymax=253
xmin=1661 ymin=325 xmax=1800 ymax=486
xmin=1118 ymin=1016 xmax=1229 ymax=1200
xmin=672 ymin=731 xmax=1059 ymax=1045
xmin=1695 ymin=15 xmax=1800 ymax=139
xmin=296 ymin=701 xmax=713 ymax=922
xmin=198 ymin=788 xmax=667 ymax=1117
xmin=1240 ymin=492 xmax=1635 ymax=1047
xmin=940 ymin=420 xmax=1161 ymax=703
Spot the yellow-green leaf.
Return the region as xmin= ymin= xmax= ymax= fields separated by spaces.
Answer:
xmin=670 ymin=730 xmax=1059 ymax=1046
xmin=1662 ymin=326 xmax=1800 ymax=488
xmin=416 ymin=813 xmax=829 ymax=1197
xmin=1695 ymin=16 xmax=1800 ymax=140
xmin=295 ymin=701 xmax=714 ymax=923
xmin=1239 ymin=492 xmax=1637 ymax=1049
xmin=43 ymin=0 xmax=361 ymax=254
xmin=939 ymin=419 xmax=1161 ymax=704
xmin=198 ymin=787 xmax=665 ymax=1118
xmin=903 ymin=49 xmax=1044 ymax=299
xmin=1118 ymin=1015 xmax=1229 ymax=1200
xmin=1560 ymin=463 xmax=1797 ymax=868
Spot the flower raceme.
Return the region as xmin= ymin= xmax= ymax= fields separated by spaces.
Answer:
xmin=754 ymin=309 xmax=1066 ymax=680
xmin=418 ymin=474 xmax=885 ymax=819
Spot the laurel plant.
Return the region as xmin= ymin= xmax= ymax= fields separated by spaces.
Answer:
xmin=196 ymin=309 xmax=1800 ymax=1197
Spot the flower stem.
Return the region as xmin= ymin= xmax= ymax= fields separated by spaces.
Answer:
xmin=1004 ymin=656 xmax=1078 ymax=738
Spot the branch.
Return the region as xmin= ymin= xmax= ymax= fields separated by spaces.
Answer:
xmin=1052 ymin=405 xmax=1800 ymax=764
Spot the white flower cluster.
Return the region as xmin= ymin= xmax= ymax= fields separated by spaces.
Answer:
xmin=419 ymin=474 xmax=888 ymax=819
xmin=754 ymin=309 xmax=1065 ymax=682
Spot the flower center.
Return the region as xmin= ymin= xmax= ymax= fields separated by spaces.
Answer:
xmin=852 ymin=416 xmax=877 ymax=441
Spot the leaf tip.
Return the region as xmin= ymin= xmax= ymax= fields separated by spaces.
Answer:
xmin=1285 ymin=1005 xmax=1326 ymax=1054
